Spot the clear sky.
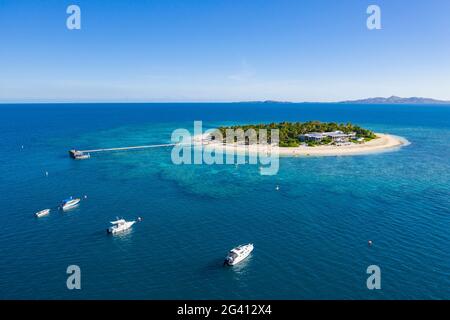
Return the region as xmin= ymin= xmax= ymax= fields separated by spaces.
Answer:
xmin=0 ymin=0 xmax=449 ymax=102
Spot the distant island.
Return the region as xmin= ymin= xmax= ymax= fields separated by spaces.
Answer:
xmin=236 ymin=96 xmax=450 ymax=105
xmin=234 ymin=100 xmax=293 ymax=104
xmin=339 ymin=96 xmax=450 ymax=105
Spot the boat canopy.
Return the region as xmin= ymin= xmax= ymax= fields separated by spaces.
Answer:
xmin=62 ymin=196 xmax=73 ymax=203
xmin=110 ymin=219 xmax=126 ymax=224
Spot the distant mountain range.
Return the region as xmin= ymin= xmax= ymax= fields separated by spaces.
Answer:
xmin=338 ymin=96 xmax=450 ymax=105
xmin=237 ymin=96 xmax=450 ymax=105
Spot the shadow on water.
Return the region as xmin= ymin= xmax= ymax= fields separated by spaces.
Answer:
xmin=200 ymin=258 xmax=229 ymax=273
xmin=227 ymin=256 xmax=253 ymax=276
xmin=60 ymin=204 xmax=81 ymax=214
xmin=200 ymin=255 xmax=254 ymax=280
xmin=107 ymin=228 xmax=134 ymax=240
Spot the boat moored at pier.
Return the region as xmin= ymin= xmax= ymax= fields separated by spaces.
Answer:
xmin=69 ymin=150 xmax=90 ymax=160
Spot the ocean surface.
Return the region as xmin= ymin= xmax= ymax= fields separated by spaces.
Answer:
xmin=0 ymin=103 xmax=449 ymax=299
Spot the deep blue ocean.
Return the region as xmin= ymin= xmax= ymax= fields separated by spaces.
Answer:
xmin=0 ymin=103 xmax=449 ymax=299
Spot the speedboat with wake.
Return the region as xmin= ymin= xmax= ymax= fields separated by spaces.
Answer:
xmin=224 ymin=243 xmax=254 ymax=266
xmin=61 ymin=197 xmax=80 ymax=211
xmin=107 ymin=219 xmax=136 ymax=234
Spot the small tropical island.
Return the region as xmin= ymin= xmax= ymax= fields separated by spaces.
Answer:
xmin=201 ymin=121 xmax=407 ymax=157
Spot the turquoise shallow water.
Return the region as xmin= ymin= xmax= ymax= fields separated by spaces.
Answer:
xmin=0 ymin=103 xmax=449 ymax=299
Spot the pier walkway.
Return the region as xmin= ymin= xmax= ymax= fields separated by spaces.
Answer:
xmin=79 ymin=143 xmax=177 ymax=153
xmin=68 ymin=142 xmax=201 ymax=159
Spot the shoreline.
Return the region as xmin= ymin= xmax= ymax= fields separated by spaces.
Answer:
xmin=201 ymin=133 xmax=409 ymax=157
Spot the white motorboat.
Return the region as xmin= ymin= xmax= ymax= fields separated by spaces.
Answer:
xmin=224 ymin=243 xmax=254 ymax=266
xmin=35 ymin=209 xmax=50 ymax=218
xmin=107 ymin=219 xmax=136 ymax=234
xmin=61 ymin=197 xmax=80 ymax=211
xmin=69 ymin=150 xmax=90 ymax=160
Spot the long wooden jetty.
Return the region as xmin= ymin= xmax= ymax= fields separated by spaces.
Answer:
xmin=68 ymin=143 xmax=189 ymax=159
xmin=80 ymin=143 xmax=177 ymax=153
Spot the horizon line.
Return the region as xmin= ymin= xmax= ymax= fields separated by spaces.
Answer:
xmin=1 ymin=96 xmax=450 ymax=105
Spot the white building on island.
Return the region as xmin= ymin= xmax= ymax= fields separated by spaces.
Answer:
xmin=299 ymin=131 xmax=357 ymax=143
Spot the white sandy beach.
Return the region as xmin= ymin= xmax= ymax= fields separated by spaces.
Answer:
xmin=201 ymin=133 xmax=408 ymax=157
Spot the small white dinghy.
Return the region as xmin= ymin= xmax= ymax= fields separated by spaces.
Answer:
xmin=35 ymin=209 xmax=50 ymax=218
xmin=107 ymin=219 xmax=136 ymax=234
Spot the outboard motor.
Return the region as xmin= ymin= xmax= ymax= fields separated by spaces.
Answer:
xmin=225 ymin=257 xmax=233 ymax=265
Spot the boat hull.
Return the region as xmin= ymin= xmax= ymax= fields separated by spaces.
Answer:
xmin=62 ymin=199 xmax=81 ymax=211
xmin=35 ymin=209 xmax=50 ymax=218
xmin=108 ymin=221 xmax=135 ymax=234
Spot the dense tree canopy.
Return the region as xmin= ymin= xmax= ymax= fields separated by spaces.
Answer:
xmin=215 ymin=121 xmax=376 ymax=147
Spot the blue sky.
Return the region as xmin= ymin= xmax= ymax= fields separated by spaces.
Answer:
xmin=0 ymin=0 xmax=449 ymax=102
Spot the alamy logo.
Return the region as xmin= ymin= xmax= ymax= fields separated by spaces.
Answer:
xmin=366 ymin=265 xmax=381 ymax=290
xmin=171 ymin=121 xmax=280 ymax=175
xmin=66 ymin=265 xmax=81 ymax=290
xmin=367 ymin=5 xmax=382 ymax=30
xmin=66 ymin=5 xmax=81 ymax=30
